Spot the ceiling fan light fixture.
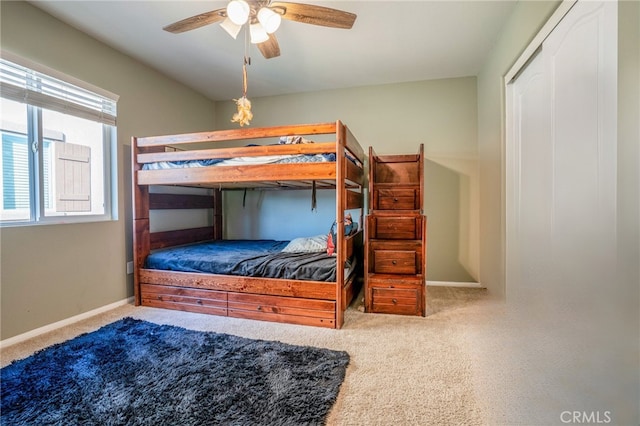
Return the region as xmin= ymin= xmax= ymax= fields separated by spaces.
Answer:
xmin=164 ymin=1 xmax=357 ymax=61
xmin=220 ymin=17 xmax=242 ymax=39
xmin=257 ymin=7 xmax=282 ymax=34
xmin=249 ymin=23 xmax=269 ymax=44
xmin=226 ymin=0 xmax=250 ymax=25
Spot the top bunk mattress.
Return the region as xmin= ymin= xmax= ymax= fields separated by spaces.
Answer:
xmin=145 ymin=239 xmax=342 ymax=282
xmin=142 ymin=136 xmax=339 ymax=170
xmin=142 ymin=152 xmax=336 ymax=170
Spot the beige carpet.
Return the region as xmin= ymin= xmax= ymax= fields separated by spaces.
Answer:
xmin=2 ymin=286 xmax=491 ymax=425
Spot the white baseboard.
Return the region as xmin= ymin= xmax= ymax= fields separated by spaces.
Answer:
xmin=427 ymin=281 xmax=484 ymax=288
xmin=0 ymin=297 xmax=134 ymax=349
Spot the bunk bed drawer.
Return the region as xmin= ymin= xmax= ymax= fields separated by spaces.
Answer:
xmin=140 ymin=283 xmax=227 ymax=316
xmin=371 ymin=215 xmax=422 ymax=240
xmin=368 ymin=276 xmax=423 ymax=315
xmin=368 ymin=240 xmax=423 ymax=275
xmin=371 ymin=286 xmax=421 ymax=315
xmin=372 ymin=249 xmax=417 ymax=274
xmin=228 ymin=293 xmax=337 ymax=328
xmin=376 ymin=188 xmax=418 ymax=210
xmin=229 ymin=293 xmax=336 ymax=328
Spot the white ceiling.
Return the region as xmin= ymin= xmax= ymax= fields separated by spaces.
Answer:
xmin=29 ymin=1 xmax=517 ymax=101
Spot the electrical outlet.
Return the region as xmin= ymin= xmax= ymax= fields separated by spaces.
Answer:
xmin=126 ymin=261 xmax=134 ymax=275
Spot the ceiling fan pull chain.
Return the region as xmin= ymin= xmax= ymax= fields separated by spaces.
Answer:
xmin=243 ymin=56 xmax=249 ymax=97
xmin=230 ymin=21 xmax=253 ymax=126
xmin=241 ymin=24 xmax=251 ymax=98
xmin=231 ymin=58 xmax=253 ymax=126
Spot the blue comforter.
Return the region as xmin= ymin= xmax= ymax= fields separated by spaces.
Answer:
xmin=145 ymin=240 xmax=338 ymax=282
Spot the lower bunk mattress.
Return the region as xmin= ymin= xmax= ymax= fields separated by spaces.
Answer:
xmin=145 ymin=239 xmax=347 ymax=282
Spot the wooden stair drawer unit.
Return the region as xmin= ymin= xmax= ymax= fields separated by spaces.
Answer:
xmin=365 ymin=144 xmax=426 ymax=317
xmin=375 ymin=188 xmax=419 ymax=210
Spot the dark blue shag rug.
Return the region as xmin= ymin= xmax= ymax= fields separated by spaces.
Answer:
xmin=1 ymin=317 xmax=349 ymax=425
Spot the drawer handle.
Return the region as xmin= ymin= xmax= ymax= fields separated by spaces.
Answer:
xmin=392 ymin=260 xmax=397 ymax=265
xmin=394 ymin=198 xmax=398 ymax=202
xmin=257 ymin=305 xmax=262 ymax=311
xmin=196 ymin=299 xmax=203 ymax=305
xmin=392 ymin=298 xmax=398 ymax=304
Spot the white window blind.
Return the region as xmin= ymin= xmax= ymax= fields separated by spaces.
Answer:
xmin=0 ymin=52 xmax=117 ymax=225
xmin=0 ymin=55 xmax=117 ymax=126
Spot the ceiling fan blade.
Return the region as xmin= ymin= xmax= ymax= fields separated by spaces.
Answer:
xmin=257 ymin=33 xmax=281 ymax=59
xmin=270 ymin=2 xmax=356 ymax=29
xmin=163 ymin=8 xmax=226 ymax=33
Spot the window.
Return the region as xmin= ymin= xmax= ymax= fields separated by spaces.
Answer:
xmin=0 ymin=53 xmax=118 ymax=225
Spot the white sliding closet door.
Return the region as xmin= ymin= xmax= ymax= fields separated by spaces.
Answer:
xmin=506 ymin=0 xmax=617 ymax=310
xmin=502 ymin=0 xmax=630 ymax=422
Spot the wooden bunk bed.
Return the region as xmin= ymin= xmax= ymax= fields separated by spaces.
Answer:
xmin=132 ymin=121 xmax=365 ymax=329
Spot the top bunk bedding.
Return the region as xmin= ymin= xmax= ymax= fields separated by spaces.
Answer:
xmin=143 ymin=136 xmax=339 ymax=170
xmin=143 ymin=154 xmax=337 ymax=169
xmin=133 ymin=121 xmax=365 ymax=190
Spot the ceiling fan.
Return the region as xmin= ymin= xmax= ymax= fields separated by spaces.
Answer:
xmin=163 ymin=0 xmax=357 ymax=59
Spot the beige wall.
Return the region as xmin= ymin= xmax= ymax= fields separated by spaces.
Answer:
xmin=216 ymin=78 xmax=479 ymax=282
xmin=0 ymin=1 xmax=216 ymax=339
xmin=476 ymin=0 xmax=562 ymax=297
